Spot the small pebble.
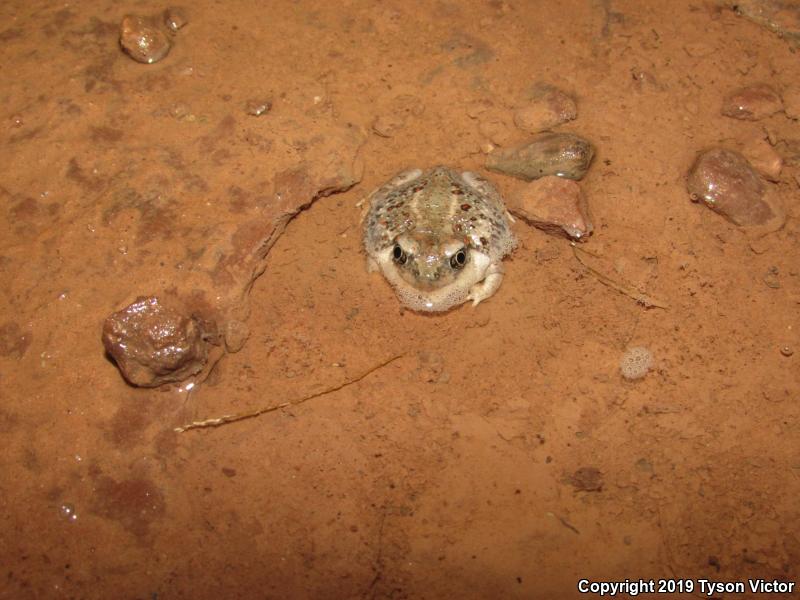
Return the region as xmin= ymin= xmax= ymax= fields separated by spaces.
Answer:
xmin=487 ymin=132 xmax=595 ymax=181
xmin=686 ymin=148 xmax=784 ymax=229
xmin=119 ymin=15 xmax=171 ymax=64
xmin=164 ymin=7 xmax=188 ymax=32
xmin=630 ymin=68 xmax=661 ymax=91
xmin=721 ymin=83 xmax=783 ymax=121
xmin=245 ymin=99 xmax=272 ymax=117
xmin=780 ymin=346 xmax=794 ymax=357
xmin=762 ymin=268 xmax=780 ymax=289
xmin=513 ymin=84 xmax=577 ymax=133
xmin=508 ymin=176 xmax=593 ymax=241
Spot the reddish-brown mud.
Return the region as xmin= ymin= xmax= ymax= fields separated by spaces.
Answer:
xmin=1 ymin=1 xmax=799 ymax=599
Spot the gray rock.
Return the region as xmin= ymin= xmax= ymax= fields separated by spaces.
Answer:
xmin=486 ymin=132 xmax=595 ymax=181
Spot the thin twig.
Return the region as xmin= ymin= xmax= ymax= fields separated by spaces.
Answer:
xmin=572 ymin=245 xmax=669 ymax=309
xmin=175 ymin=354 xmax=404 ymax=432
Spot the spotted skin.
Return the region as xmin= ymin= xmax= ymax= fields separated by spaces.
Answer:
xmin=363 ymin=166 xmax=516 ymax=312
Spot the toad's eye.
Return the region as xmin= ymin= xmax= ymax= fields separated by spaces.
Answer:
xmin=450 ymin=248 xmax=467 ymax=269
xmin=392 ymin=244 xmax=407 ymax=265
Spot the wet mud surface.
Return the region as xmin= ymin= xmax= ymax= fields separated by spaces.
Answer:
xmin=1 ymin=1 xmax=799 ymax=598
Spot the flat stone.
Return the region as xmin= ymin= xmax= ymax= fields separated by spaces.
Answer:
xmin=687 ymin=148 xmax=784 ymax=230
xmin=721 ymin=83 xmax=783 ymax=121
xmin=508 ymin=176 xmax=593 ymax=241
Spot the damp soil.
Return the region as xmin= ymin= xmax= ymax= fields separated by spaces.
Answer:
xmin=1 ymin=1 xmax=799 ymax=599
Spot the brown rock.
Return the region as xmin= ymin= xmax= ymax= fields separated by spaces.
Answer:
xmin=686 ymin=148 xmax=784 ymax=230
xmin=513 ymin=85 xmax=577 ymax=134
xmin=102 ymin=296 xmax=208 ymax=387
xmin=721 ymin=84 xmax=783 ymax=121
xmin=119 ymin=15 xmax=171 ymax=64
xmin=508 ymin=176 xmax=593 ymax=241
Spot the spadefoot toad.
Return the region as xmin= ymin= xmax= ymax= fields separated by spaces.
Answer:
xmin=363 ymin=166 xmax=516 ymax=312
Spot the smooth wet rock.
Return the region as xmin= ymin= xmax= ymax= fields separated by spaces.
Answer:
xmin=487 ymin=132 xmax=595 ymax=181
xmin=721 ymin=84 xmax=783 ymax=121
xmin=508 ymin=176 xmax=593 ymax=241
xmin=102 ymin=296 xmax=208 ymax=387
xmin=119 ymin=15 xmax=171 ymax=64
xmin=687 ymin=148 xmax=784 ymax=229
xmin=164 ymin=7 xmax=188 ymax=32
xmin=513 ymin=85 xmax=577 ymax=133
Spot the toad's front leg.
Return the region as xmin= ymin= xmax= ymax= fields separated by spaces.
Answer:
xmin=467 ymin=262 xmax=504 ymax=307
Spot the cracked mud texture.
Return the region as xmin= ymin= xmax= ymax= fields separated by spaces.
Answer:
xmin=1 ymin=1 xmax=799 ymax=599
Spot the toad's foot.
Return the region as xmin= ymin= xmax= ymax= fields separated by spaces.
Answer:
xmin=468 ymin=262 xmax=504 ymax=306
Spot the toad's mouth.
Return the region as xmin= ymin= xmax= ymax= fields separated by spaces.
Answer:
xmin=378 ymin=248 xmax=492 ymax=312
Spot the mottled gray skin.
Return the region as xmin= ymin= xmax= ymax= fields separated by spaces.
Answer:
xmin=363 ymin=166 xmax=516 ymax=312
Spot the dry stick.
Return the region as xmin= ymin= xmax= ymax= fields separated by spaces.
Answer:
xmin=571 ymin=245 xmax=669 ymax=310
xmin=175 ymin=354 xmax=405 ymax=433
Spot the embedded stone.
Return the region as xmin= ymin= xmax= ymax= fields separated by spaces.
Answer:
xmin=102 ymin=296 xmax=208 ymax=386
xmin=508 ymin=176 xmax=593 ymax=241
